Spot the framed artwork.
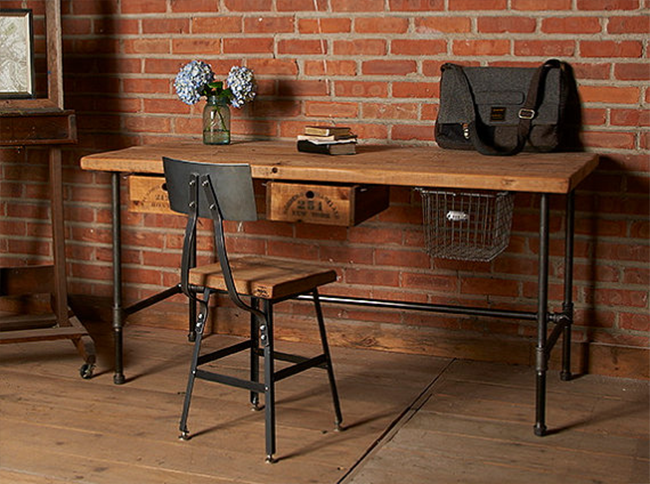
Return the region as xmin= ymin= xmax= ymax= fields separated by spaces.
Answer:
xmin=0 ymin=9 xmax=34 ymax=98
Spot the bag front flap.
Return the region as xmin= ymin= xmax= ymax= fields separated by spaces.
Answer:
xmin=438 ymin=65 xmax=560 ymax=126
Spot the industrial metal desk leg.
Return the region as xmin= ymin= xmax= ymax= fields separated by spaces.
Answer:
xmin=535 ymin=193 xmax=550 ymax=436
xmin=112 ymin=172 xmax=126 ymax=385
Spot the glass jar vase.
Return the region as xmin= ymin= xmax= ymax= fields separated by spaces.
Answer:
xmin=203 ymin=95 xmax=231 ymax=145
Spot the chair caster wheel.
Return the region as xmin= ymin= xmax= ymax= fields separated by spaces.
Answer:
xmin=179 ymin=431 xmax=190 ymax=441
xmin=79 ymin=363 xmax=95 ymax=379
xmin=265 ymin=455 xmax=275 ymax=464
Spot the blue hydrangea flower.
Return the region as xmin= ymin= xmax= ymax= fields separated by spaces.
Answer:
xmin=174 ymin=60 xmax=215 ymax=105
xmin=226 ymin=66 xmax=257 ymax=108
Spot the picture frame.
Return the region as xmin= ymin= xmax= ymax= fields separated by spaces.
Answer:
xmin=0 ymin=9 xmax=35 ymax=99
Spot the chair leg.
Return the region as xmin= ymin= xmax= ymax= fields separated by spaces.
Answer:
xmin=179 ymin=293 xmax=211 ymax=440
xmin=313 ymin=289 xmax=343 ymax=430
xmin=262 ymin=300 xmax=276 ymax=463
xmin=250 ymin=297 xmax=260 ymax=410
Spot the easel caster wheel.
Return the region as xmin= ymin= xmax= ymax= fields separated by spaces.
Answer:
xmin=79 ymin=363 xmax=95 ymax=379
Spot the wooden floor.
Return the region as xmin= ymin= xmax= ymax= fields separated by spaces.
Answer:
xmin=0 ymin=322 xmax=647 ymax=484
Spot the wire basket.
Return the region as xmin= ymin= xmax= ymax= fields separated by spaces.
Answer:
xmin=417 ymin=189 xmax=514 ymax=262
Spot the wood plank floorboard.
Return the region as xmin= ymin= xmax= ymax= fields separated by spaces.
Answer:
xmin=342 ymin=359 xmax=649 ymax=484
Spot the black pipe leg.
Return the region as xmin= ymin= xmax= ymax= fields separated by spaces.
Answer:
xmin=262 ymin=301 xmax=276 ymax=463
xmin=111 ymin=172 xmax=126 ymax=385
xmin=535 ymin=193 xmax=550 ymax=436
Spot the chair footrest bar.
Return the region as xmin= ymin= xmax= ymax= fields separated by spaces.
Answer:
xmin=197 ymin=340 xmax=253 ymax=366
xmin=274 ymin=354 xmax=327 ymax=382
xmin=195 ymin=369 xmax=266 ymax=393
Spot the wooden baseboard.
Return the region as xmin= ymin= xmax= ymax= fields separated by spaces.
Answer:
xmin=68 ymin=295 xmax=649 ymax=380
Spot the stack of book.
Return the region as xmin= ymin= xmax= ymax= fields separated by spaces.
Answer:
xmin=296 ymin=125 xmax=357 ymax=155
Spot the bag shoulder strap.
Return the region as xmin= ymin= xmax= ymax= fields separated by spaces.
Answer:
xmin=441 ymin=59 xmax=562 ymax=156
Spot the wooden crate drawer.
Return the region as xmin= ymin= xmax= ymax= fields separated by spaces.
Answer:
xmin=128 ymin=175 xmax=174 ymax=214
xmin=266 ymin=182 xmax=389 ymax=226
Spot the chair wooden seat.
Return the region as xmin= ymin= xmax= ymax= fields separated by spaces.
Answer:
xmin=189 ymin=256 xmax=337 ymax=300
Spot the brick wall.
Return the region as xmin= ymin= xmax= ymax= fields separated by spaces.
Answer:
xmin=1 ymin=0 xmax=648 ymax=377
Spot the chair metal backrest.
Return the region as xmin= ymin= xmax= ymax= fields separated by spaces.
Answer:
xmin=162 ymin=157 xmax=262 ymax=318
xmin=163 ymin=157 xmax=257 ymax=222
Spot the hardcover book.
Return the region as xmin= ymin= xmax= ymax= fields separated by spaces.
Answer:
xmin=297 ymin=140 xmax=356 ymax=155
xmin=304 ymin=125 xmax=351 ymax=137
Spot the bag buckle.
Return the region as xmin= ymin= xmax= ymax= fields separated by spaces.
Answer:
xmin=518 ymin=108 xmax=536 ymax=120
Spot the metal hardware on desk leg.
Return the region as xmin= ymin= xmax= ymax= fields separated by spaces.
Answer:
xmin=534 ymin=193 xmax=550 ymax=437
xmin=561 ymin=191 xmax=575 ymax=382
xmin=111 ymin=172 xmax=126 ymax=385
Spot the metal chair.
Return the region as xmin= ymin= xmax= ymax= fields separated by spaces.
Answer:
xmin=162 ymin=157 xmax=343 ymax=463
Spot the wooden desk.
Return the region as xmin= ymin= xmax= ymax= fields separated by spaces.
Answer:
xmin=80 ymin=140 xmax=598 ymax=437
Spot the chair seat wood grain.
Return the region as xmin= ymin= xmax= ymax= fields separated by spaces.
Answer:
xmin=189 ymin=256 xmax=337 ymax=300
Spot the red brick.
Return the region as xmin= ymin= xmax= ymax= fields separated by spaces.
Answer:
xmin=461 ymin=277 xmax=519 ymax=297
xmin=278 ymin=80 xmax=329 ymax=97
xmin=388 ymin=0 xmax=444 ymax=10
xmin=611 ymin=108 xmax=650 ymax=127
xmin=478 ymin=17 xmax=537 ymax=33
xmin=542 ymin=16 xmax=602 ymax=34
xmin=594 ymin=288 xmax=648 ymax=308
xmin=362 ymin=60 xmax=417 ymax=76
xmin=512 ymin=0 xmax=571 ymax=8
xmin=514 ymin=40 xmax=576 ymax=56
xmin=123 ymin=78 xmax=170 ymax=95
xmin=333 ymin=39 xmax=387 ymax=56
xmin=581 ymin=85 xmax=641 ymax=104
xmin=623 ymin=267 xmax=650 ymax=286
xmin=305 ymin=101 xmax=359 ymax=118
xmin=393 ymin=82 xmax=438 ymax=98
xmin=299 ymin=18 xmax=352 ymax=33
xmin=607 ymin=16 xmax=649 ymax=34
xmin=614 ymin=63 xmax=650 ymax=81
xmin=453 ymin=39 xmax=510 ymax=56
xmin=278 ymin=39 xmax=327 ymax=55
xmin=72 ymin=1 xmax=119 ymax=15
xmin=143 ymin=18 xmax=190 ymax=34
xmin=577 ymin=0 xmax=640 ymax=9
xmin=392 ymin=124 xmax=436 ymax=141
xmin=304 ymin=60 xmax=357 ymax=76
xmin=192 ymin=16 xmax=242 ymax=34
xmin=224 ymin=0 xmax=272 ymax=10
xmin=415 ymin=17 xmax=471 ymax=33
xmin=170 ymin=0 xmax=220 ymax=12
xmin=319 ymin=246 xmax=374 ymax=265
xmin=247 ymin=58 xmax=299 ymax=76
xmin=581 ymin=40 xmax=643 ymax=58
xmin=355 ymin=17 xmax=409 ymax=33
xmin=619 ymin=312 xmax=650 ymax=332
xmin=62 ymin=18 xmax=92 ymax=35
xmin=449 ymin=0 xmax=507 ymax=9
xmin=331 ymin=0 xmax=386 ymax=11
xmin=277 ymin=0 xmax=328 ymax=10
xmin=335 ymin=81 xmax=389 ymax=98
xmin=223 ymin=37 xmax=273 ymax=54
xmin=345 ymin=268 xmax=400 ymax=287
xmin=392 ymin=39 xmax=447 ymax=56
xmin=123 ymin=39 xmax=170 ymax=55
xmin=244 ymin=16 xmax=294 ymax=33
xmin=121 ymin=0 xmax=167 ymax=14
xmin=362 ymin=102 xmax=418 ymax=120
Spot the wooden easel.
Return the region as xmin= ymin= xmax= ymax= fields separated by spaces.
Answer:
xmin=0 ymin=0 xmax=96 ymax=377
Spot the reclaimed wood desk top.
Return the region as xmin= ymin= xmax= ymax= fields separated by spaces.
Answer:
xmin=80 ymin=140 xmax=598 ymax=194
